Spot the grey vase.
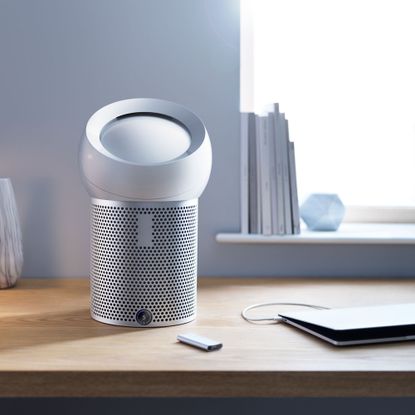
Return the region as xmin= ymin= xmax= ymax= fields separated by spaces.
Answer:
xmin=0 ymin=178 xmax=23 ymax=288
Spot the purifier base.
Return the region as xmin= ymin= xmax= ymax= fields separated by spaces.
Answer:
xmin=89 ymin=199 xmax=199 ymax=328
xmin=91 ymin=312 xmax=196 ymax=328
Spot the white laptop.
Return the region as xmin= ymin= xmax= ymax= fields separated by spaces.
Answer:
xmin=278 ymin=303 xmax=415 ymax=346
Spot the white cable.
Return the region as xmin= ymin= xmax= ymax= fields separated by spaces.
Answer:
xmin=241 ymin=302 xmax=330 ymax=324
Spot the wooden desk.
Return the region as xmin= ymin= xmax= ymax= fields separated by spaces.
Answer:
xmin=1 ymin=278 xmax=415 ymax=397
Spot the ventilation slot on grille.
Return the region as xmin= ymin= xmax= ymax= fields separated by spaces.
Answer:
xmin=90 ymin=201 xmax=198 ymax=327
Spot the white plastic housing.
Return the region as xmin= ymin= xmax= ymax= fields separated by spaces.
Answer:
xmin=80 ymin=98 xmax=212 ymax=201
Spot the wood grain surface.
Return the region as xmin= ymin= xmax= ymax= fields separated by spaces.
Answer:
xmin=1 ymin=277 xmax=415 ymax=397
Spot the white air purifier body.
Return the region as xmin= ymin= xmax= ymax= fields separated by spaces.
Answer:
xmin=80 ymin=98 xmax=212 ymax=327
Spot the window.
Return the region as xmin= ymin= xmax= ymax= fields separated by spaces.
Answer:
xmin=241 ymin=0 xmax=415 ymax=220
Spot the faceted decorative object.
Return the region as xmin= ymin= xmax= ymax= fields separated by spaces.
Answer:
xmin=0 ymin=178 xmax=23 ymax=288
xmin=300 ymin=193 xmax=345 ymax=231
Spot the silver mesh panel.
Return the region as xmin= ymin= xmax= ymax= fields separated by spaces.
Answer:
xmin=90 ymin=199 xmax=198 ymax=327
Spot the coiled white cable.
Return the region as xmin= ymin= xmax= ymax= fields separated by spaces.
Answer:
xmin=241 ymin=302 xmax=330 ymax=324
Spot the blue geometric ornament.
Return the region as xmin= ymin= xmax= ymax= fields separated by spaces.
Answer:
xmin=300 ymin=193 xmax=345 ymax=231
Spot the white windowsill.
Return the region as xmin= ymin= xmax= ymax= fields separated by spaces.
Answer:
xmin=216 ymin=223 xmax=415 ymax=245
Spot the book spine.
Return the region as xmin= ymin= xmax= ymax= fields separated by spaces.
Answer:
xmin=281 ymin=114 xmax=293 ymax=234
xmin=255 ymin=114 xmax=262 ymax=234
xmin=248 ymin=114 xmax=258 ymax=233
xmin=240 ymin=112 xmax=250 ymax=234
xmin=259 ymin=116 xmax=272 ymax=236
xmin=268 ymin=113 xmax=279 ymax=235
xmin=288 ymin=141 xmax=301 ymax=234
xmin=273 ymin=104 xmax=285 ymax=235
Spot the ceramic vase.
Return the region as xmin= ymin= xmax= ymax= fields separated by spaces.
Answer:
xmin=0 ymin=178 xmax=23 ymax=288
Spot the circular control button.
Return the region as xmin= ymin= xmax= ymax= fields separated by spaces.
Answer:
xmin=136 ymin=309 xmax=153 ymax=326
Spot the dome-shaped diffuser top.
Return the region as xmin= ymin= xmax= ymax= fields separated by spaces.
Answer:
xmin=80 ymin=98 xmax=212 ymax=201
xmin=101 ymin=115 xmax=192 ymax=164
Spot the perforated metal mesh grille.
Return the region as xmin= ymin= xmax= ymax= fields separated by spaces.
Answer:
xmin=90 ymin=199 xmax=198 ymax=327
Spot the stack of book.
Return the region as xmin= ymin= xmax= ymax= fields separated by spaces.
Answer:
xmin=240 ymin=103 xmax=300 ymax=236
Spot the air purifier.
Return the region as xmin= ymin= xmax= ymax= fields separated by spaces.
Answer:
xmin=79 ymin=98 xmax=212 ymax=327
